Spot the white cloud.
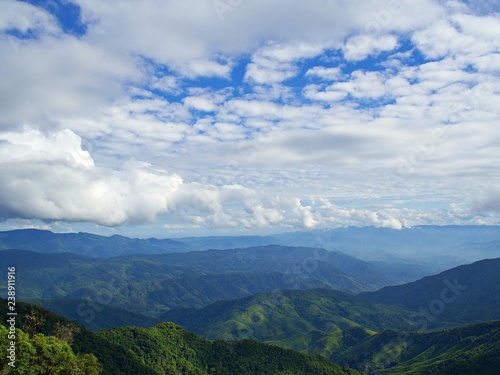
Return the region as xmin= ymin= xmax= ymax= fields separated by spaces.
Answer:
xmin=245 ymin=42 xmax=326 ymax=84
xmin=412 ymin=14 xmax=500 ymax=62
xmin=1 ymin=0 xmax=500 ymax=234
xmin=180 ymin=59 xmax=232 ymax=79
xmin=472 ymin=189 xmax=500 ymax=214
xmin=343 ymin=34 xmax=398 ymax=61
xmin=184 ymin=97 xmax=217 ymax=112
xmin=0 ymin=129 xmax=297 ymax=229
xmin=0 ymin=35 xmax=137 ymax=128
xmin=0 ymin=1 xmax=59 ymax=35
xmin=304 ymin=69 xmax=392 ymax=102
xmin=333 ymin=70 xmax=390 ymax=99
xmin=305 ymin=66 xmax=343 ymax=81
xmin=150 ymin=76 xmax=180 ymax=94
xmin=0 ymin=129 xmax=182 ymax=225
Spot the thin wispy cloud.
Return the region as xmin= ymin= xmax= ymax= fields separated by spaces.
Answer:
xmin=0 ymin=0 xmax=499 ymax=236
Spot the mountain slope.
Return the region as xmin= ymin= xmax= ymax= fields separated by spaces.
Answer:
xmin=0 ymin=299 xmax=361 ymax=375
xmin=0 ymin=246 xmax=417 ymax=317
xmin=30 ymin=298 xmax=160 ymax=331
xmin=0 ymin=299 xmax=157 ymax=374
xmin=160 ymin=288 xmax=425 ymax=357
xmin=333 ymin=320 xmax=500 ymax=375
xmin=99 ymin=322 xmax=362 ymax=375
xmin=359 ymin=257 xmax=500 ymax=325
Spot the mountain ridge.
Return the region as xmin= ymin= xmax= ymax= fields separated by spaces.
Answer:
xmin=0 ymin=299 xmax=362 ymax=375
xmin=1 ymin=226 xmax=499 ymax=270
xmin=359 ymin=257 xmax=500 ymax=324
xmin=0 ymin=245 xmax=422 ymax=317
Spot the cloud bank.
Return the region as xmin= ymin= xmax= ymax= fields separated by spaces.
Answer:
xmin=0 ymin=0 xmax=499 ymax=235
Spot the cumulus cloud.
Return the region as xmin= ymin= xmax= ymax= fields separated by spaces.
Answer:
xmin=0 ymin=35 xmax=137 ymax=128
xmin=0 ymin=129 xmax=182 ymax=225
xmin=0 ymin=129 xmax=287 ymax=229
xmin=244 ymin=42 xmax=326 ymax=84
xmin=305 ymin=66 xmax=343 ymax=81
xmin=343 ymin=34 xmax=398 ymax=61
xmin=0 ymin=0 xmax=59 ymax=35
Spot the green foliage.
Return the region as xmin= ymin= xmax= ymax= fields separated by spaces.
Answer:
xmin=333 ymin=320 xmax=500 ymax=374
xmin=435 ymin=346 xmax=500 ymax=375
xmin=161 ymin=288 xmax=423 ymax=356
xmin=0 ymin=325 xmax=101 ymax=374
xmin=98 ymin=322 xmax=362 ymax=375
xmin=0 ymin=300 xmax=157 ymax=374
xmin=0 ymin=300 xmax=361 ymax=374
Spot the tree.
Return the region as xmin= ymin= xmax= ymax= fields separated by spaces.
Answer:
xmin=53 ymin=323 xmax=80 ymax=345
xmin=23 ymin=309 xmax=44 ymax=339
xmin=0 ymin=326 xmax=102 ymax=374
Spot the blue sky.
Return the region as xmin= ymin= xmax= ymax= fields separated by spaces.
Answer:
xmin=0 ymin=0 xmax=499 ymax=237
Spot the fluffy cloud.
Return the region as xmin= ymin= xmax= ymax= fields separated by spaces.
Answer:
xmin=0 ymin=129 xmax=286 ymax=229
xmin=0 ymin=129 xmax=181 ymax=225
xmin=245 ymin=42 xmax=326 ymax=84
xmin=0 ymin=35 xmax=137 ymax=128
xmin=305 ymin=67 xmax=343 ymax=81
xmin=342 ymin=34 xmax=398 ymax=61
xmin=1 ymin=0 xmax=499 ymax=234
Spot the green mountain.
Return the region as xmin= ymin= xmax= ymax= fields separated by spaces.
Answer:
xmin=333 ymin=320 xmax=500 ymax=374
xmin=359 ymin=257 xmax=500 ymax=325
xmin=0 ymin=299 xmax=155 ymax=374
xmin=160 ymin=288 xmax=425 ymax=357
xmin=0 ymin=299 xmax=361 ymax=375
xmin=0 ymin=246 xmax=419 ymax=318
xmin=158 ymin=259 xmax=500 ymax=373
xmin=99 ymin=322 xmax=362 ymax=375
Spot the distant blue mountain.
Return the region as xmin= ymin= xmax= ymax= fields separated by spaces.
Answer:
xmin=1 ymin=226 xmax=499 ymax=270
xmin=0 ymin=228 xmax=191 ymax=257
xmin=176 ymin=225 xmax=500 ymax=270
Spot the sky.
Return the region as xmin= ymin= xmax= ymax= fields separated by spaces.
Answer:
xmin=0 ymin=0 xmax=499 ymax=238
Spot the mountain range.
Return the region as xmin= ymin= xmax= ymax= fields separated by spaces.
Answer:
xmin=2 ymin=226 xmax=499 ymax=270
xmin=0 ymin=227 xmax=499 ymax=374
xmin=0 ymin=245 xmax=428 ymax=318
xmin=2 ymin=254 xmax=499 ymax=374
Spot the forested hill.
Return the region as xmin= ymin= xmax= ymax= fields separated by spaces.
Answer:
xmin=333 ymin=320 xmax=500 ymax=374
xmin=0 ymin=246 xmax=421 ymax=319
xmin=160 ymin=288 xmax=424 ymax=353
xmin=0 ymin=299 xmax=361 ymax=375
xmin=359 ymin=257 xmax=500 ymax=324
